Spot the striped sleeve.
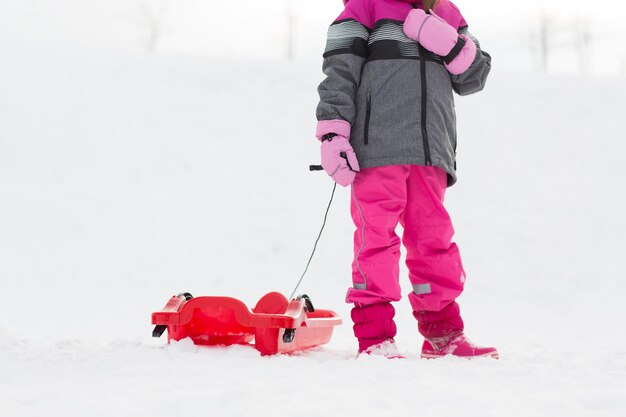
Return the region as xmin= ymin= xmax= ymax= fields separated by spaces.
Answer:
xmin=323 ymin=18 xmax=369 ymax=58
xmin=316 ymin=1 xmax=372 ymax=127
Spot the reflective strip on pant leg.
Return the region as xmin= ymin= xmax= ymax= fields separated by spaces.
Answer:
xmin=352 ymin=185 xmax=367 ymax=290
xmin=413 ymin=283 xmax=432 ymax=295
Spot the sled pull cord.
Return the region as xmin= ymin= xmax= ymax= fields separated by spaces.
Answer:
xmin=289 ymin=182 xmax=337 ymax=299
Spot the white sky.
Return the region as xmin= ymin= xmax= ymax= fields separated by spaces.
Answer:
xmin=2 ymin=0 xmax=625 ymax=76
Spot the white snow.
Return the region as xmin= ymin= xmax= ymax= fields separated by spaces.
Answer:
xmin=1 ymin=2 xmax=625 ymax=416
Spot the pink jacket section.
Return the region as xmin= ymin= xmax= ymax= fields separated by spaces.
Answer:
xmin=340 ymin=0 xmax=468 ymax=31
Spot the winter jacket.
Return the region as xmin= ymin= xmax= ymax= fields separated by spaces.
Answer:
xmin=315 ymin=0 xmax=491 ymax=186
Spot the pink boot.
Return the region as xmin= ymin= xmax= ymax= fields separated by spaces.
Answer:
xmin=421 ymin=334 xmax=499 ymax=359
xmin=352 ymin=303 xmax=402 ymax=358
xmin=414 ymin=302 xmax=498 ymax=359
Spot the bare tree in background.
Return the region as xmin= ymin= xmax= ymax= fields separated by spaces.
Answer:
xmin=573 ymin=17 xmax=593 ymax=76
xmin=136 ymin=0 xmax=171 ymax=52
xmin=285 ymin=0 xmax=296 ymax=60
xmin=530 ymin=10 xmax=596 ymax=75
xmin=530 ymin=10 xmax=555 ymax=72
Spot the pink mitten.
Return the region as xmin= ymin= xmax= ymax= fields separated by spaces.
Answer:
xmin=321 ymin=135 xmax=360 ymax=187
xmin=403 ymin=9 xmax=477 ymax=74
xmin=403 ymin=8 xmax=459 ymax=56
xmin=444 ymin=34 xmax=476 ymax=75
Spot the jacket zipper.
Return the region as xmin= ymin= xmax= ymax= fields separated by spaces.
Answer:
xmin=364 ymin=88 xmax=372 ymax=145
xmin=413 ymin=3 xmax=432 ymax=166
xmin=419 ymin=45 xmax=432 ymax=166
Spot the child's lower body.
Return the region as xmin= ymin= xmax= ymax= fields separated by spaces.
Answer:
xmin=348 ymin=164 xmax=497 ymax=359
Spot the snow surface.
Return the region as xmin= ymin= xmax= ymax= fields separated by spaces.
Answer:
xmin=2 ymin=3 xmax=626 ymax=417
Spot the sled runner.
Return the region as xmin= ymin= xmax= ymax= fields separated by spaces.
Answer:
xmin=151 ymin=292 xmax=342 ymax=355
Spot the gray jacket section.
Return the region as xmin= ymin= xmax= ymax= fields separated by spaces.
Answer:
xmin=317 ymin=54 xmax=366 ymax=124
xmin=351 ymin=59 xmax=459 ymax=181
xmin=316 ymin=19 xmax=491 ymax=187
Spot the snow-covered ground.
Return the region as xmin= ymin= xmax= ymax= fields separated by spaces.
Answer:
xmin=2 ymin=3 xmax=626 ymax=417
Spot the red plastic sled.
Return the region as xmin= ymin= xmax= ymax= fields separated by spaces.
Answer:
xmin=151 ymin=292 xmax=342 ymax=355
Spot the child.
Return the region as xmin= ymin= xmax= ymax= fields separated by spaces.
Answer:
xmin=315 ymin=0 xmax=498 ymax=358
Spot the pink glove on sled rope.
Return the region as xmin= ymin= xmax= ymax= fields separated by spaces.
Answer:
xmin=316 ymin=119 xmax=360 ymax=187
xmin=403 ymin=8 xmax=477 ymax=75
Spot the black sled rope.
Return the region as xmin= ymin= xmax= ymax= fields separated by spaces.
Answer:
xmin=288 ymin=178 xmax=337 ymax=300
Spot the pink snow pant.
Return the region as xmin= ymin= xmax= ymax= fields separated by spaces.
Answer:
xmin=346 ymin=165 xmax=466 ymax=348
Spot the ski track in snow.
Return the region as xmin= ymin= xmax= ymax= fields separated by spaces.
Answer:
xmin=1 ymin=4 xmax=626 ymax=416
